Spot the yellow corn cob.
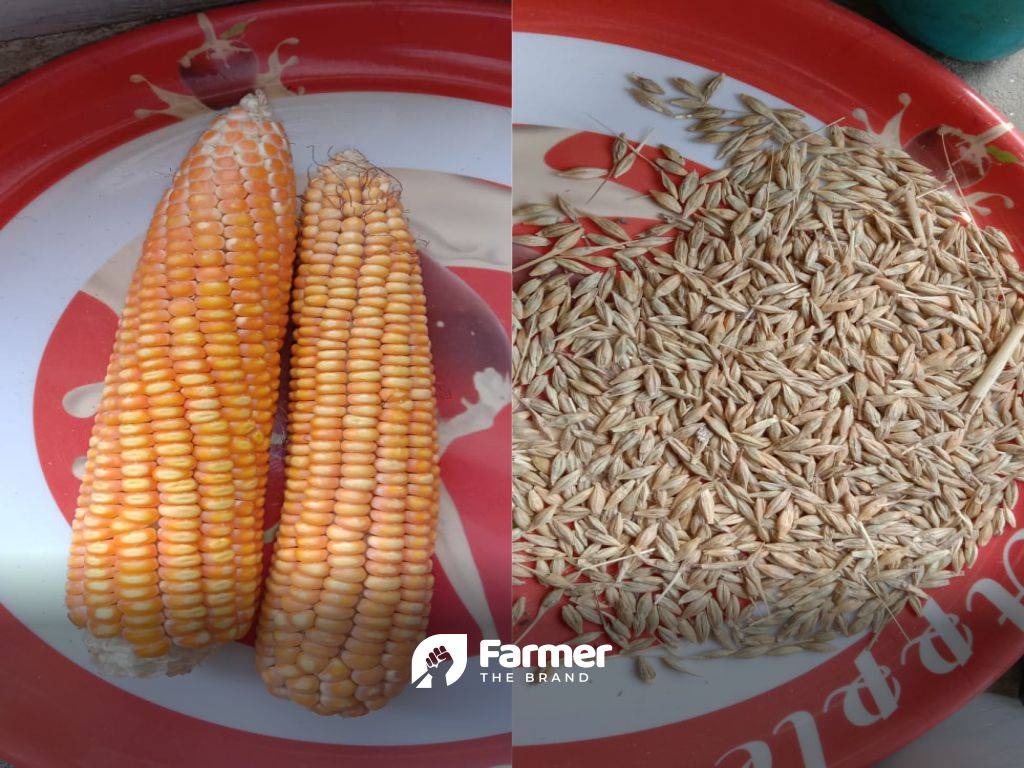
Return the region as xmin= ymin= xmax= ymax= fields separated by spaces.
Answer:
xmin=64 ymin=91 xmax=297 ymax=675
xmin=255 ymin=151 xmax=440 ymax=716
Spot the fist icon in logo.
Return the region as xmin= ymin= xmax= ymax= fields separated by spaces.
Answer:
xmin=420 ymin=646 xmax=454 ymax=687
xmin=411 ymin=634 xmax=468 ymax=688
xmin=427 ymin=646 xmax=453 ymax=669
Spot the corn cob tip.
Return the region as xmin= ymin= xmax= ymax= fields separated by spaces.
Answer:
xmin=334 ymin=148 xmax=371 ymax=168
xmin=239 ymin=89 xmax=272 ymax=119
xmin=319 ymin=150 xmax=402 ymax=198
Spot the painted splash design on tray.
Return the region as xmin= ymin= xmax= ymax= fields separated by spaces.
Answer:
xmin=851 ymin=92 xmax=1016 ymax=215
xmin=130 ymin=12 xmax=302 ymax=121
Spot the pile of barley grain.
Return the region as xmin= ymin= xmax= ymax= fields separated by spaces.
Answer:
xmin=512 ymin=73 xmax=1024 ymax=679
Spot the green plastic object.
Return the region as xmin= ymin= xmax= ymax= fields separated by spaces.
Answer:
xmin=879 ymin=0 xmax=1024 ymax=61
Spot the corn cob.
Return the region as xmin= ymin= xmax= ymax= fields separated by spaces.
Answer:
xmin=255 ymin=151 xmax=440 ymax=716
xmin=64 ymin=91 xmax=297 ymax=676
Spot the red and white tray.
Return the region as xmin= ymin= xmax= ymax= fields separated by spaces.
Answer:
xmin=513 ymin=1 xmax=1024 ymax=766
xmin=0 ymin=2 xmax=510 ymax=766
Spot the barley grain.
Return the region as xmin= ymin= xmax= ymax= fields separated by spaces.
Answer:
xmin=511 ymin=73 xmax=1024 ymax=667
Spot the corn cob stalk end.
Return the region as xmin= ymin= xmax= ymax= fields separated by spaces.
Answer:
xmin=83 ymin=632 xmax=215 ymax=678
